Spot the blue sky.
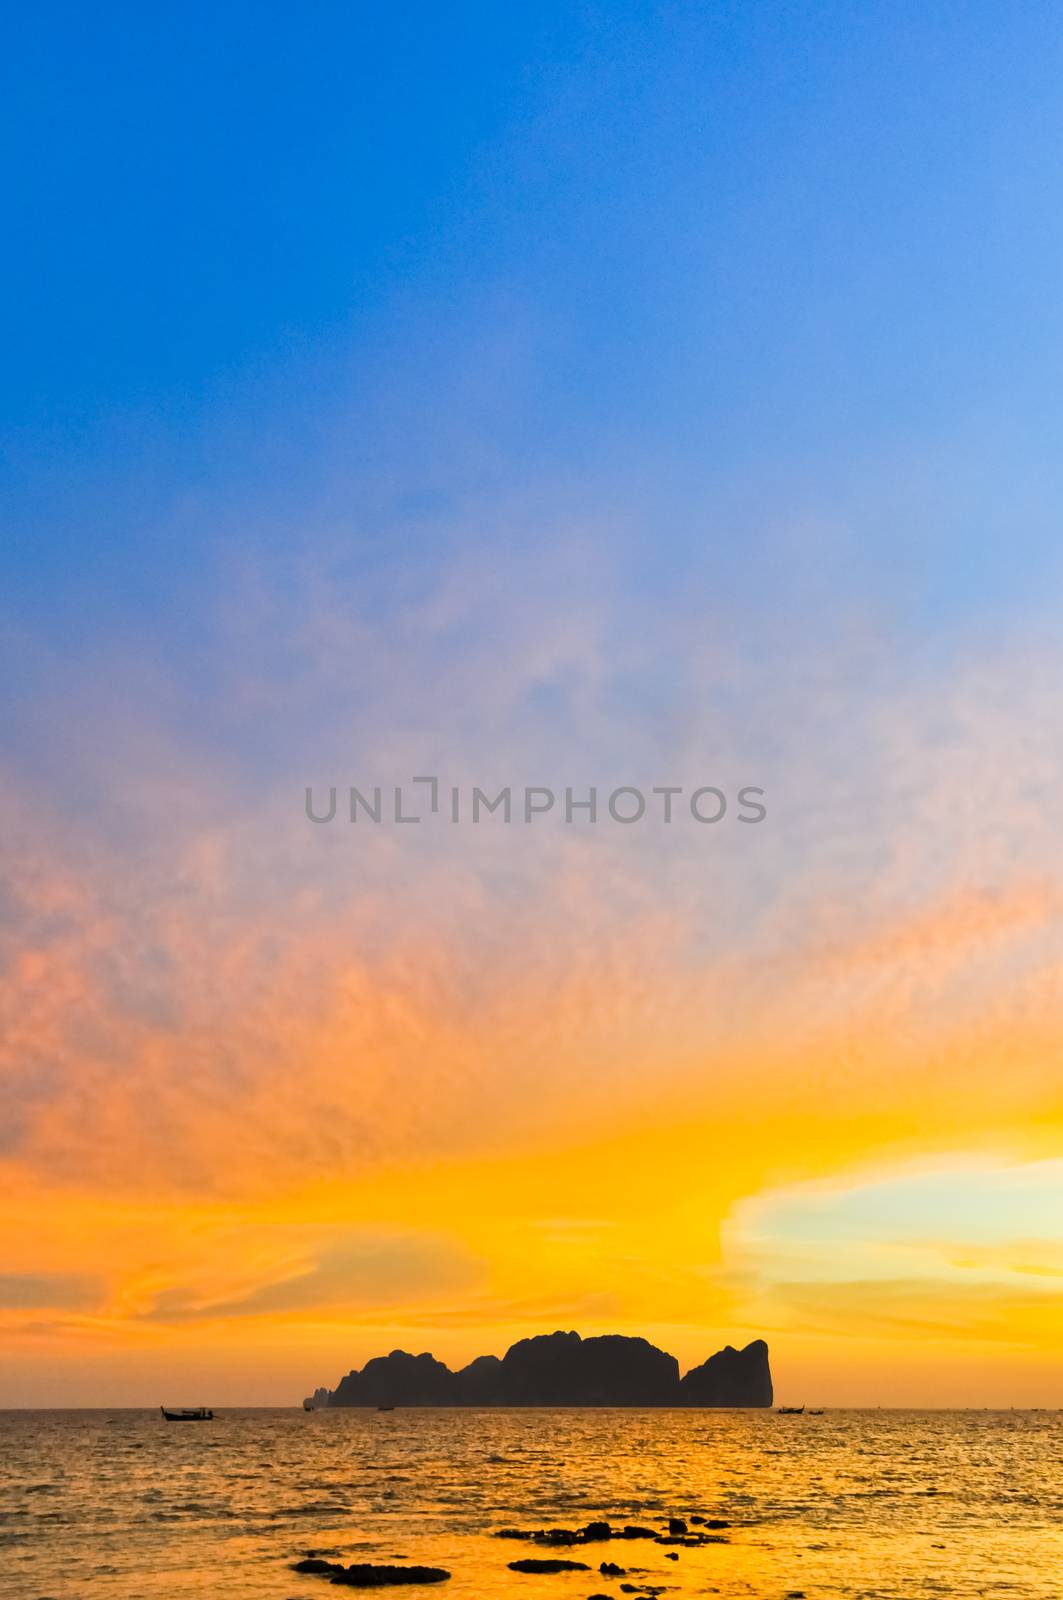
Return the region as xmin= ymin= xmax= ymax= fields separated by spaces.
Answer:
xmin=5 ymin=2 xmax=1063 ymax=908
xmin=5 ymin=1 xmax=1063 ymax=637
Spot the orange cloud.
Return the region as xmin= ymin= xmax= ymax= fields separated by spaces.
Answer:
xmin=3 ymin=546 xmax=1063 ymax=1402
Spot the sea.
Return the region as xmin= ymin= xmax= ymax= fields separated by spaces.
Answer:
xmin=1 ymin=1408 xmax=1060 ymax=1599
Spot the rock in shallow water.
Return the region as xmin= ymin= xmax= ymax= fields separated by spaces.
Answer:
xmin=331 ymin=1569 xmax=450 ymax=1588
xmin=508 ymin=1557 xmax=592 ymax=1573
xmin=290 ymin=1558 xmax=450 ymax=1586
xmin=495 ymin=1520 xmax=660 ymax=1546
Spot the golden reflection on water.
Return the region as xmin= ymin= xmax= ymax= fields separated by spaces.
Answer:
xmin=2 ymin=1408 xmax=1061 ymax=1599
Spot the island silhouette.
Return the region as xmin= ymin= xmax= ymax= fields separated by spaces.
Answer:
xmin=307 ymin=1331 xmax=772 ymax=1408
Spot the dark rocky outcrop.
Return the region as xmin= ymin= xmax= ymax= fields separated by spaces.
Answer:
xmin=291 ymin=1558 xmax=450 ymax=1585
xmin=493 ymin=1520 xmax=728 ymax=1550
xmin=507 ymin=1558 xmax=591 ymax=1574
xmin=452 ymin=1353 xmax=506 ymax=1403
xmin=330 ymin=1350 xmax=455 ymax=1407
xmin=499 ymin=1332 xmax=679 ymax=1406
xmin=677 ymin=1338 xmax=773 ymax=1408
xmin=318 ymin=1330 xmax=771 ymax=1407
xmin=331 ymin=1568 xmax=450 ymax=1587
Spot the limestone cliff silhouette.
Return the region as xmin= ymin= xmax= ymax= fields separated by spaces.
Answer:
xmin=678 ymin=1338 xmax=773 ymax=1406
xmin=321 ymin=1331 xmax=771 ymax=1407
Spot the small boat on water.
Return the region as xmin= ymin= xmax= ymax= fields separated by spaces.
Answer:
xmin=377 ymin=1404 xmax=395 ymax=1411
xmin=161 ymin=1406 xmax=213 ymax=1421
xmin=777 ymin=1405 xmax=805 ymax=1415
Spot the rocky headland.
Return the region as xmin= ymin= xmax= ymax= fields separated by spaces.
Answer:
xmin=305 ymin=1331 xmax=772 ymax=1408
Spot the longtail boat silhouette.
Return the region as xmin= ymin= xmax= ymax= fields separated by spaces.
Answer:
xmin=160 ymin=1406 xmax=213 ymax=1421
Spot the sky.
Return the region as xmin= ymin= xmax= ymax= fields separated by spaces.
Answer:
xmin=2 ymin=2 xmax=1063 ymax=1406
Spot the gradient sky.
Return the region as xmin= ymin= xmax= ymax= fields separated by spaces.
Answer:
xmin=2 ymin=3 xmax=1063 ymax=1406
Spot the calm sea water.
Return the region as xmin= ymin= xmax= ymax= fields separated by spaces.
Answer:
xmin=1 ymin=1408 xmax=1060 ymax=1600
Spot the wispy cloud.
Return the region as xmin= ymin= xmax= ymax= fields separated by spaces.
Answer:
xmin=2 ymin=526 xmax=1062 ymax=1397
xmin=0 ymin=1273 xmax=103 ymax=1310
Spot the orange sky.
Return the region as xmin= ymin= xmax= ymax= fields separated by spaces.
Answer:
xmin=2 ymin=545 xmax=1062 ymax=1407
